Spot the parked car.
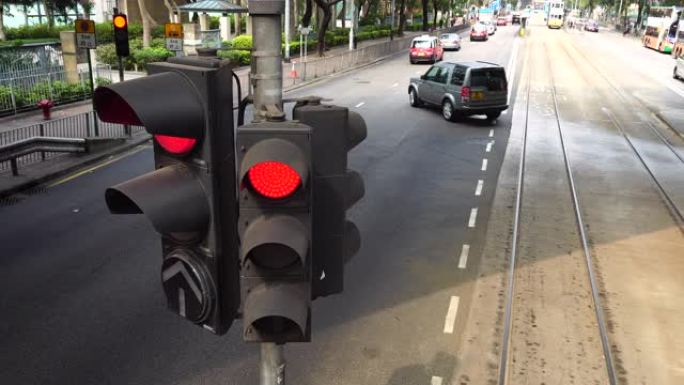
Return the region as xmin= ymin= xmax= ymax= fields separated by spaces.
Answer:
xmin=409 ymin=35 xmax=444 ymax=64
xmin=497 ymin=16 xmax=508 ymax=26
xmin=408 ymin=61 xmax=509 ymax=123
xmin=470 ymin=23 xmax=489 ymax=41
xmin=440 ymin=33 xmax=462 ymax=51
xmin=584 ymin=20 xmax=599 ymax=32
xmin=673 ymin=53 xmax=684 ymax=81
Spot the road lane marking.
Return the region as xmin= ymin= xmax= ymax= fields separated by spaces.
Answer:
xmin=506 ymin=38 xmax=520 ymax=105
xmin=475 ymin=179 xmax=484 ymax=196
xmin=355 ymin=102 xmax=365 ymax=108
xmin=443 ymin=296 xmax=460 ymax=334
xmin=431 ymin=376 xmax=444 ymax=385
xmin=481 ymin=158 xmax=488 ymax=171
xmin=458 ymin=244 xmax=470 ymax=269
xmin=486 ymin=141 xmax=494 ymax=152
xmin=503 ymin=110 xmax=508 ymax=114
xmin=48 ymin=144 xmax=149 ymax=187
xmin=489 ymin=129 xmax=494 ymax=137
xmin=468 ymin=208 xmax=478 ymax=228
xmin=391 ymin=82 xmax=398 ymax=88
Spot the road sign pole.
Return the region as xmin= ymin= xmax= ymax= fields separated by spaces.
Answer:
xmin=250 ymin=0 xmax=284 ymax=117
xmin=260 ymin=343 xmax=285 ymax=385
xmin=117 ymin=56 xmax=124 ymax=82
xmin=87 ymin=49 xmax=99 ymax=136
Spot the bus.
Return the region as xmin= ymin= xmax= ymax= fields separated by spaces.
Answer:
xmin=673 ymin=11 xmax=684 ymax=58
xmin=642 ymin=6 xmax=682 ymax=54
xmin=547 ymin=0 xmax=564 ymax=29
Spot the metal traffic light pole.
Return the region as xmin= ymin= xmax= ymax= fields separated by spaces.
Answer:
xmin=249 ymin=1 xmax=287 ymax=383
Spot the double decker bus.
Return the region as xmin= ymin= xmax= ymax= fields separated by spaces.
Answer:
xmin=673 ymin=11 xmax=684 ymax=58
xmin=642 ymin=6 xmax=682 ymax=54
xmin=547 ymin=0 xmax=564 ymax=29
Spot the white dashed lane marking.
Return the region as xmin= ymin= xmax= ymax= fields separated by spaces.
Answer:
xmin=443 ymin=296 xmax=460 ymax=334
xmin=355 ymin=102 xmax=365 ymax=108
xmin=475 ymin=179 xmax=484 ymax=196
xmin=468 ymin=208 xmax=478 ymax=228
xmin=458 ymin=244 xmax=470 ymax=269
xmin=481 ymin=158 xmax=488 ymax=171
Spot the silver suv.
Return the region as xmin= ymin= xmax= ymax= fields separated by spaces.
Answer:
xmin=408 ymin=61 xmax=508 ymax=122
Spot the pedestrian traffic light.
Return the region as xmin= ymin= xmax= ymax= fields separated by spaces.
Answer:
xmin=237 ymin=121 xmax=313 ymax=343
xmin=292 ymin=100 xmax=366 ymax=298
xmin=94 ymin=57 xmax=239 ymax=335
xmin=113 ymin=13 xmax=129 ymax=57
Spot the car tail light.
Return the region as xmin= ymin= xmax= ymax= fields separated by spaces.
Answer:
xmin=426 ymin=48 xmax=434 ymax=54
xmin=461 ymin=86 xmax=471 ymax=103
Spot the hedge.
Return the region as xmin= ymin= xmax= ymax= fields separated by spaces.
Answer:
xmin=3 ymin=22 xmax=165 ymax=45
xmin=95 ymin=38 xmax=171 ymax=70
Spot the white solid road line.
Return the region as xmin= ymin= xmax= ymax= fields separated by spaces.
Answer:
xmin=475 ymin=179 xmax=484 ymax=196
xmin=468 ymin=208 xmax=478 ymax=228
xmin=486 ymin=141 xmax=494 ymax=152
xmin=458 ymin=244 xmax=470 ymax=269
xmin=355 ymin=102 xmax=365 ymax=108
xmin=506 ymin=38 xmax=520 ymax=105
xmin=443 ymin=296 xmax=460 ymax=334
xmin=481 ymin=158 xmax=488 ymax=171
xmin=431 ymin=376 xmax=444 ymax=385
xmin=489 ymin=129 xmax=494 ymax=137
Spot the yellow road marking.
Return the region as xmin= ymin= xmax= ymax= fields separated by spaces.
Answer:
xmin=48 ymin=145 xmax=149 ymax=187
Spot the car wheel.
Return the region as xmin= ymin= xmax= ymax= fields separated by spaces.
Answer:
xmin=487 ymin=111 xmax=501 ymax=122
xmin=442 ymin=99 xmax=457 ymax=122
xmin=409 ymin=88 xmax=423 ymax=107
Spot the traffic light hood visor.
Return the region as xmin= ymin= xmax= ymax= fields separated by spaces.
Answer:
xmin=94 ymin=72 xmax=205 ymax=139
xmin=239 ymin=138 xmax=309 ymax=193
xmin=241 ymin=216 xmax=308 ymax=270
xmin=105 ymin=164 xmax=210 ymax=235
xmin=244 ymin=282 xmax=309 ymax=343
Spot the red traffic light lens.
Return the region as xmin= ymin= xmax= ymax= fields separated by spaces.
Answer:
xmin=248 ymin=161 xmax=301 ymax=199
xmin=154 ymin=134 xmax=197 ymax=155
xmin=113 ymin=15 xmax=127 ymax=29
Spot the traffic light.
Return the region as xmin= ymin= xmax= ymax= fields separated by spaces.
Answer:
xmin=237 ymin=121 xmax=313 ymax=343
xmin=94 ymin=57 xmax=239 ymax=335
xmin=113 ymin=13 xmax=129 ymax=57
xmin=292 ymin=100 xmax=367 ymax=298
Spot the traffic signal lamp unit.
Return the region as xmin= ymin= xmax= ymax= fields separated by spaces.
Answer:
xmin=113 ymin=13 xmax=129 ymax=57
xmin=94 ymin=57 xmax=239 ymax=335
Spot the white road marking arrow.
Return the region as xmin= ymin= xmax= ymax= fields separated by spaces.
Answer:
xmin=162 ymin=261 xmax=202 ymax=302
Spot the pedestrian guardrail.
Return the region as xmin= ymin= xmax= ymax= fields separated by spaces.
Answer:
xmin=0 ymin=110 xmax=145 ymax=175
xmin=0 ymin=137 xmax=86 ymax=176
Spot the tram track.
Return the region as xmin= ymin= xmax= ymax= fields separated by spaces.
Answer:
xmin=556 ymin=38 xmax=684 ymax=232
xmin=496 ymin=40 xmax=618 ymax=385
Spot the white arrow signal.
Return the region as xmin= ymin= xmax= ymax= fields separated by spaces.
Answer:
xmin=162 ymin=261 xmax=203 ymax=302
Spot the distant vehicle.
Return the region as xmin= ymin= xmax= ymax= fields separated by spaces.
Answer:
xmin=470 ymin=23 xmax=489 ymax=41
xmin=584 ymin=20 xmax=599 ymax=32
xmin=642 ymin=6 xmax=683 ymax=54
xmin=497 ymin=17 xmax=508 ymax=26
xmin=545 ymin=0 xmax=564 ymax=28
xmin=440 ymin=33 xmax=462 ymax=51
xmin=484 ymin=21 xmax=497 ymax=35
xmin=674 ymin=53 xmax=684 ymax=80
xmin=408 ymin=61 xmax=509 ymax=123
xmin=409 ymin=35 xmax=444 ymax=64
xmin=512 ymin=12 xmax=521 ymax=24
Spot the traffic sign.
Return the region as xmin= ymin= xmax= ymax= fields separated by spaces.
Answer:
xmin=165 ymin=23 xmax=183 ymax=51
xmin=75 ymin=19 xmax=96 ymax=49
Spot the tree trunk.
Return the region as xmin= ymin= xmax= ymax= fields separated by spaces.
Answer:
xmin=0 ymin=3 xmax=5 ymax=41
xmin=433 ymin=1 xmax=437 ymax=29
xmin=421 ymin=0 xmax=428 ymax=30
xmin=235 ymin=0 xmax=242 ymax=35
xmin=289 ymin=0 xmax=296 ymax=40
xmin=44 ymin=0 xmax=55 ymax=29
xmin=137 ymin=0 xmax=153 ymax=47
xmin=341 ymin=1 xmax=346 ymax=28
xmin=398 ymin=0 xmax=406 ymax=35
xmin=316 ymin=3 xmax=331 ymax=56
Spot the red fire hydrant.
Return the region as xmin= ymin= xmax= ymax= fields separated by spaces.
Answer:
xmin=37 ymin=99 xmax=54 ymax=120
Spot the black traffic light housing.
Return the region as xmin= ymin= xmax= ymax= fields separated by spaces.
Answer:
xmin=113 ymin=13 xmax=130 ymax=57
xmin=237 ymin=121 xmax=313 ymax=343
xmin=95 ymin=57 xmax=239 ymax=335
xmin=293 ymin=101 xmax=367 ymax=299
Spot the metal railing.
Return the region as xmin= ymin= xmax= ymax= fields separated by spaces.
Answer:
xmin=0 ymin=110 xmax=145 ymax=174
xmin=0 ymin=63 xmax=112 ymax=116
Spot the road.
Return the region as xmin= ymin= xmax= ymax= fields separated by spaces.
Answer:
xmin=0 ymin=26 xmax=520 ymax=385
xmin=2 ymin=20 xmax=684 ymax=385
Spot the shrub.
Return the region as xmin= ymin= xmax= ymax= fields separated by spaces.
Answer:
xmin=231 ymin=35 xmax=253 ymax=50
xmin=132 ymin=47 xmax=173 ymax=69
xmin=218 ymin=49 xmax=250 ymax=65
xmin=95 ymin=43 xmax=118 ymax=66
xmin=96 ymin=77 xmax=112 ymax=87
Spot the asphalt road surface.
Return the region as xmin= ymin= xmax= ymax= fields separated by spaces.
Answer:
xmin=0 ymin=27 xmax=521 ymax=385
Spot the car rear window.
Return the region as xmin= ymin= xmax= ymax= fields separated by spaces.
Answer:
xmin=470 ymin=68 xmax=507 ymax=91
xmin=412 ymin=40 xmax=432 ymax=48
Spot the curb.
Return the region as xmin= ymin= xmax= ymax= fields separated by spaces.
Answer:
xmin=0 ymin=134 xmax=150 ymax=199
xmin=653 ymin=110 xmax=684 ymax=142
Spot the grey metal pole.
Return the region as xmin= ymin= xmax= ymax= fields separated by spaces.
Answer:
xmin=251 ymin=0 xmax=284 ymax=118
xmin=390 ymin=0 xmax=395 ymax=40
xmin=284 ymin=0 xmax=291 ymax=62
xmin=260 ymin=343 xmax=285 ymax=385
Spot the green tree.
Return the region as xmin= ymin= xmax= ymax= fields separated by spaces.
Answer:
xmin=1 ymin=0 xmax=34 ymax=40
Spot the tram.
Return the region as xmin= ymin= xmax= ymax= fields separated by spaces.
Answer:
xmin=642 ymin=6 xmax=682 ymax=54
xmin=547 ymin=0 xmax=564 ymax=29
